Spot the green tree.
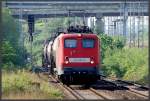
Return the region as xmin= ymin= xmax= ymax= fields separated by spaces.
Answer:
xmin=1 ymin=41 xmax=16 ymax=63
xmin=2 ymin=8 xmax=27 ymax=66
xmin=2 ymin=8 xmax=20 ymax=46
xmin=98 ymin=34 xmax=125 ymax=63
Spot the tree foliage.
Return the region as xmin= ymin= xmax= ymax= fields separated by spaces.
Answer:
xmin=2 ymin=8 xmax=27 ymax=67
xmin=1 ymin=41 xmax=17 ymax=63
xmin=2 ymin=8 xmax=20 ymax=46
xmin=98 ymin=34 xmax=125 ymax=63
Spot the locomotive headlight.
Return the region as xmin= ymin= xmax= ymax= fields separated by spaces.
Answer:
xmin=65 ymin=56 xmax=69 ymax=64
xmin=65 ymin=60 xmax=69 ymax=64
xmin=78 ymin=34 xmax=81 ymax=37
xmin=91 ymin=60 xmax=94 ymax=64
xmin=78 ymin=34 xmax=82 ymax=38
xmin=90 ymin=57 xmax=94 ymax=64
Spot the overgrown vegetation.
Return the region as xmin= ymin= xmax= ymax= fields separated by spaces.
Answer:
xmin=2 ymin=8 xmax=64 ymax=99
xmin=2 ymin=70 xmax=63 ymax=99
xmin=98 ymin=34 xmax=148 ymax=85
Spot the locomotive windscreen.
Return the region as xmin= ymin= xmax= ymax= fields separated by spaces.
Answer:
xmin=64 ymin=39 xmax=77 ymax=48
xmin=82 ymin=39 xmax=95 ymax=48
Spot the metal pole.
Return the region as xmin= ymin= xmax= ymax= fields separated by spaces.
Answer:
xmin=74 ymin=16 xmax=76 ymax=26
xmin=108 ymin=17 xmax=109 ymax=35
xmin=68 ymin=10 xmax=70 ymax=27
xmin=110 ymin=16 xmax=114 ymax=36
xmin=111 ymin=16 xmax=113 ymax=36
xmin=129 ymin=3 xmax=132 ymax=47
xmin=93 ymin=17 xmax=95 ymax=33
xmin=114 ymin=17 xmax=116 ymax=36
xmin=119 ymin=2 xmax=123 ymax=37
xmin=137 ymin=2 xmax=140 ymax=48
xmin=19 ymin=3 xmax=25 ymax=65
xmin=133 ymin=3 xmax=136 ymax=47
xmin=30 ymin=36 xmax=33 ymax=68
xmin=103 ymin=17 xmax=105 ymax=34
xmin=83 ymin=11 xmax=86 ymax=26
xmin=113 ymin=18 xmax=116 ymax=37
xmin=141 ymin=4 xmax=144 ymax=48
xmin=123 ymin=1 xmax=127 ymax=43
xmin=116 ymin=16 xmax=119 ymax=39
xmin=90 ymin=17 xmax=93 ymax=31
xmin=110 ymin=16 xmax=112 ymax=36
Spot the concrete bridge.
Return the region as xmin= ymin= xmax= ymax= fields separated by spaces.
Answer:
xmin=2 ymin=0 xmax=149 ymax=19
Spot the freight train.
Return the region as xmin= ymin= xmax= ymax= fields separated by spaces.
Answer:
xmin=42 ymin=26 xmax=101 ymax=85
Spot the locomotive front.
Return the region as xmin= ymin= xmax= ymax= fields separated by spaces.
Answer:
xmin=54 ymin=34 xmax=100 ymax=84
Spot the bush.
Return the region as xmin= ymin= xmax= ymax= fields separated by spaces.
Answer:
xmin=102 ymin=47 xmax=148 ymax=85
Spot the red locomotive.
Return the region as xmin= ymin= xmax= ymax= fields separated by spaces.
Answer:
xmin=42 ymin=26 xmax=101 ymax=85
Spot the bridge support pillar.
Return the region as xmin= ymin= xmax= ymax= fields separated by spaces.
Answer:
xmin=95 ymin=15 xmax=104 ymax=34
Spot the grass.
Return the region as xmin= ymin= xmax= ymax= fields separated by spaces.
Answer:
xmin=2 ymin=69 xmax=63 ymax=99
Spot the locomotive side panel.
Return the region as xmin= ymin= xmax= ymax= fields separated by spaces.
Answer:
xmin=55 ymin=37 xmax=65 ymax=75
xmin=52 ymin=36 xmax=64 ymax=75
xmin=47 ymin=41 xmax=53 ymax=63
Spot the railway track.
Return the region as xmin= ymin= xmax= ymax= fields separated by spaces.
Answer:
xmin=102 ymin=77 xmax=149 ymax=98
xmin=115 ymin=80 xmax=149 ymax=98
xmin=70 ymin=86 xmax=110 ymax=99
xmin=49 ymin=75 xmax=109 ymax=99
xmin=37 ymin=72 xmax=149 ymax=99
xmin=50 ymin=76 xmax=108 ymax=100
xmin=89 ymin=88 xmax=109 ymax=99
xmin=126 ymin=87 xmax=148 ymax=98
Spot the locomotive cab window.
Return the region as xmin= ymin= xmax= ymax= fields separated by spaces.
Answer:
xmin=82 ymin=39 xmax=95 ymax=48
xmin=65 ymin=39 xmax=77 ymax=48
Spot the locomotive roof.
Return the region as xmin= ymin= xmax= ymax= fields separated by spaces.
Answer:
xmin=58 ymin=33 xmax=98 ymax=39
xmin=67 ymin=25 xmax=92 ymax=33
